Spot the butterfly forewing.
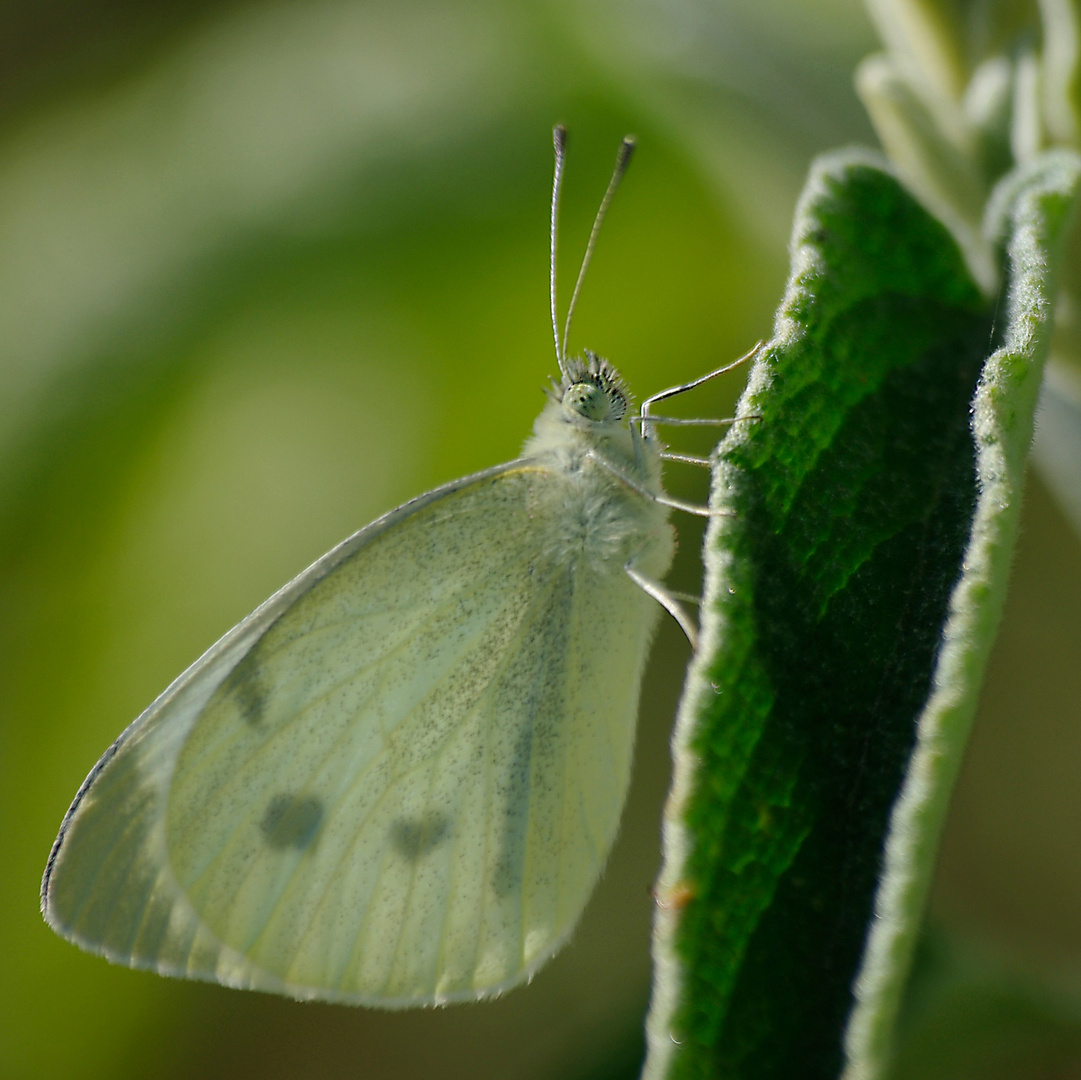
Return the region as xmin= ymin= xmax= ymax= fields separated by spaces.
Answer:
xmin=44 ymin=459 xmax=666 ymax=1005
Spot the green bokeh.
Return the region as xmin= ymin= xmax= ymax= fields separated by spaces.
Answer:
xmin=3 ymin=2 xmax=1080 ymax=1079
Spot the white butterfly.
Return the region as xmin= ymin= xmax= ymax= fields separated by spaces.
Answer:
xmin=42 ymin=127 xmax=745 ymax=1006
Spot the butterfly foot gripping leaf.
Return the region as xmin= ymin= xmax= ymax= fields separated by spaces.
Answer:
xmin=41 ymin=130 xmax=683 ymax=1007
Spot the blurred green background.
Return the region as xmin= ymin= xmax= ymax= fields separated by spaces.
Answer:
xmin=1 ymin=1 xmax=1079 ymax=1078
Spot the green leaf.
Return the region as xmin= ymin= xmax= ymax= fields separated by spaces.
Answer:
xmin=862 ymin=0 xmax=969 ymax=103
xmin=1038 ymin=0 xmax=1081 ymax=147
xmin=847 ymin=148 xmax=1081 ymax=1080
xmin=854 ymin=51 xmax=990 ymax=253
xmin=643 ymin=148 xmax=1081 ymax=1080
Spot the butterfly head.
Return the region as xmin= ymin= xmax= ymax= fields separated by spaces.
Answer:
xmin=557 ymin=351 xmax=629 ymax=426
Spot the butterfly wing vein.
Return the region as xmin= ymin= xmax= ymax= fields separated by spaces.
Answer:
xmin=43 ymin=461 xmax=663 ymax=1005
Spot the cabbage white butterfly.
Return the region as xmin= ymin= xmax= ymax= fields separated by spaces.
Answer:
xmin=42 ymin=128 xmax=743 ymax=1006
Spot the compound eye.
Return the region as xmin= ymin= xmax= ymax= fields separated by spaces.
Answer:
xmin=563 ymin=382 xmax=613 ymax=421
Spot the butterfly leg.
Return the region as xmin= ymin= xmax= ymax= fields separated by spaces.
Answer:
xmin=625 ymin=563 xmax=699 ymax=648
xmin=639 ymin=341 xmax=762 ymax=418
xmin=636 ymin=414 xmax=762 ymax=429
xmin=586 ymin=450 xmax=732 ymax=518
xmin=634 ymin=341 xmax=763 ymax=439
xmin=658 ymin=451 xmax=710 ymax=468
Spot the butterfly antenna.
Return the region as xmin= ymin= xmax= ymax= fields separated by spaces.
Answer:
xmin=561 ymin=134 xmax=635 ymax=368
xmin=551 ymin=124 xmax=569 ymax=377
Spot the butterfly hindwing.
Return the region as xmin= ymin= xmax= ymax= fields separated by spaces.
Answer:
xmin=43 ymin=459 xmax=664 ymax=1004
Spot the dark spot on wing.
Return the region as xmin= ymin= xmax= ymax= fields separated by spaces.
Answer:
xmin=223 ymin=651 xmax=266 ymax=726
xmin=233 ymin=680 xmax=266 ymax=726
xmin=261 ymin=794 xmax=324 ymax=850
xmin=391 ymin=814 xmax=451 ymax=860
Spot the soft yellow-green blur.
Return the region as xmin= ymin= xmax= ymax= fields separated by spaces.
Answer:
xmin=3 ymin=1 xmax=1080 ymax=1079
